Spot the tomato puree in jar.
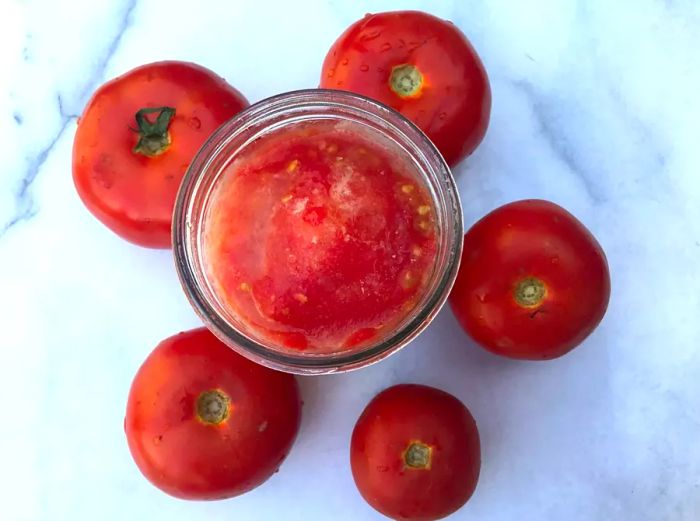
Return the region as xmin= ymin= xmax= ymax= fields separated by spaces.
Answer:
xmin=203 ymin=120 xmax=438 ymax=352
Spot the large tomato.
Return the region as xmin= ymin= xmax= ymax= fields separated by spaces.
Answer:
xmin=320 ymin=10 xmax=490 ymax=167
xmin=124 ymin=328 xmax=301 ymax=500
xmin=351 ymin=384 xmax=480 ymax=521
xmin=450 ymin=200 xmax=611 ymax=360
xmin=73 ymin=61 xmax=248 ymax=248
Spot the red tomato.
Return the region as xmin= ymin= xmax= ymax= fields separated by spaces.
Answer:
xmin=320 ymin=10 xmax=491 ymax=167
xmin=351 ymin=384 xmax=480 ymax=521
xmin=124 ymin=328 xmax=301 ymax=500
xmin=73 ymin=61 xmax=248 ymax=248
xmin=450 ymin=200 xmax=611 ymax=360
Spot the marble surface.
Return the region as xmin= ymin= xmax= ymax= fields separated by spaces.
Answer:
xmin=1 ymin=0 xmax=699 ymax=519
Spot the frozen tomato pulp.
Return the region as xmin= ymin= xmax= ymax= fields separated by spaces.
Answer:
xmin=204 ymin=121 xmax=438 ymax=352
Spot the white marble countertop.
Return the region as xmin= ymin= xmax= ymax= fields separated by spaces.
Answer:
xmin=1 ymin=0 xmax=699 ymax=520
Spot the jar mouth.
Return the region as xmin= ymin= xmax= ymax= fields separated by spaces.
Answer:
xmin=173 ymin=89 xmax=463 ymax=374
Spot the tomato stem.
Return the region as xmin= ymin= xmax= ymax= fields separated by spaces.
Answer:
xmin=514 ymin=277 xmax=546 ymax=308
xmin=195 ymin=389 xmax=231 ymax=425
xmin=389 ymin=64 xmax=424 ymax=98
xmin=132 ymin=106 xmax=176 ymax=157
xmin=403 ymin=441 xmax=432 ymax=469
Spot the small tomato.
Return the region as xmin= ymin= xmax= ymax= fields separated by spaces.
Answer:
xmin=450 ymin=199 xmax=611 ymax=360
xmin=351 ymin=384 xmax=480 ymax=521
xmin=321 ymin=11 xmax=490 ymax=166
xmin=73 ymin=61 xmax=248 ymax=248
xmin=124 ymin=328 xmax=301 ymax=500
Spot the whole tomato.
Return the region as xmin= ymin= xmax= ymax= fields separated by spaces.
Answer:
xmin=124 ymin=328 xmax=301 ymax=500
xmin=320 ymin=10 xmax=491 ymax=167
xmin=73 ymin=61 xmax=248 ymax=248
xmin=351 ymin=384 xmax=480 ymax=521
xmin=450 ymin=200 xmax=611 ymax=360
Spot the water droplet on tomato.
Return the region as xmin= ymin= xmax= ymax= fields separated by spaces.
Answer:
xmin=380 ymin=42 xmax=392 ymax=52
xmin=360 ymin=29 xmax=381 ymax=42
xmin=187 ymin=116 xmax=201 ymax=129
xmin=376 ymin=465 xmax=389 ymax=472
xmin=439 ymin=112 xmax=447 ymax=120
xmin=341 ymin=58 xmax=349 ymax=66
xmin=153 ymin=435 xmax=163 ymax=446
xmin=359 ymin=64 xmax=369 ymax=72
xmin=327 ymin=68 xmax=335 ymax=78
xmin=551 ymin=257 xmax=560 ymax=264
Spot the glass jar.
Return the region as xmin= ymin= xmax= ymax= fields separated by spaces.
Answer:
xmin=173 ymin=89 xmax=462 ymax=374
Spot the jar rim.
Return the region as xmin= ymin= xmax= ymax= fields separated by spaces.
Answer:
xmin=173 ymin=89 xmax=463 ymax=374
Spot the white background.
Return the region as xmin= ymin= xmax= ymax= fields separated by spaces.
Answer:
xmin=1 ymin=0 xmax=699 ymax=520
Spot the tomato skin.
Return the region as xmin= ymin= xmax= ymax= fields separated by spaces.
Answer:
xmin=73 ymin=61 xmax=248 ymax=248
xmin=320 ymin=11 xmax=491 ymax=167
xmin=450 ymin=200 xmax=611 ymax=360
xmin=351 ymin=384 xmax=480 ymax=521
xmin=124 ymin=328 xmax=301 ymax=500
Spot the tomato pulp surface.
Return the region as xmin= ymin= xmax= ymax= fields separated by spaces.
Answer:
xmin=204 ymin=121 xmax=438 ymax=352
